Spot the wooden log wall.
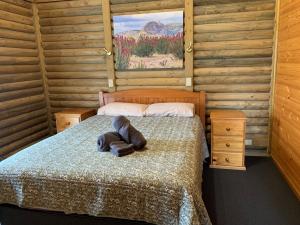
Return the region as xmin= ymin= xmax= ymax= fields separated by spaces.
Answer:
xmin=2 ymin=0 xmax=276 ymax=155
xmin=0 ymin=0 xmax=50 ymax=157
xmin=193 ymin=0 xmax=276 ymax=153
xmin=271 ymin=0 xmax=300 ymax=198
xmin=110 ymin=0 xmax=276 ymax=152
xmin=35 ymin=0 xmax=109 ymax=129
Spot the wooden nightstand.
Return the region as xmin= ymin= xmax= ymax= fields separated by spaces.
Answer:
xmin=55 ymin=108 xmax=96 ymax=133
xmin=210 ymin=110 xmax=246 ymax=170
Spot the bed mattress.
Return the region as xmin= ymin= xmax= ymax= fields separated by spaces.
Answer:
xmin=0 ymin=115 xmax=211 ymax=225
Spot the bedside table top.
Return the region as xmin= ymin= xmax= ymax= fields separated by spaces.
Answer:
xmin=210 ymin=110 xmax=246 ymax=119
xmin=55 ymin=108 xmax=96 ymax=117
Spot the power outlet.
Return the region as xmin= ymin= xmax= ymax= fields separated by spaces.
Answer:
xmin=245 ymin=139 xmax=252 ymax=146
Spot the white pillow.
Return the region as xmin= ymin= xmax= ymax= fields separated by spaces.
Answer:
xmin=144 ymin=102 xmax=195 ymax=117
xmin=97 ymin=102 xmax=148 ymax=117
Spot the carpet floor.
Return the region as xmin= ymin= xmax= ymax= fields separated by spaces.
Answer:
xmin=203 ymin=156 xmax=300 ymax=225
xmin=0 ymin=157 xmax=299 ymax=225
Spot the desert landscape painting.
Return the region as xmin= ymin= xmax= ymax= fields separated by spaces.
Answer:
xmin=113 ymin=11 xmax=183 ymax=70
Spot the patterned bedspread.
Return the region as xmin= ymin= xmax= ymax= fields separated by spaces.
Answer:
xmin=0 ymin=115 xmax=211 ymax=225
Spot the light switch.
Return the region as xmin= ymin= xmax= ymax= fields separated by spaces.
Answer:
xmin=108 ymin=79 xmax=114 ymax=88
xmin=245 ymin=139 xmax=252 ymax=145
xmin=185 ymin=77 xmax=192 ymax=87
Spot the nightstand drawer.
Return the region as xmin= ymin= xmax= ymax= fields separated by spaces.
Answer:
xmin=212 ymin=152 xmax=243 ymax=167
xmin=55 ymin=108 xmax=96 ymax=133
xmin=213 ymin=120 xmax=244 ymax=136
xmin=56 ymin=116 xmax=80 ymax=132
xmin=213 ymin=136 xmax=244 ymax=152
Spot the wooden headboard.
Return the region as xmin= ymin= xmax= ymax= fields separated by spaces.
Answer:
xmin=99 ymin=89 xmax=206 ymax=127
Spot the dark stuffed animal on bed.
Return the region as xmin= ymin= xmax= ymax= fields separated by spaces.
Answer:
xmin=112 ymin=116 xmax=147 ymax=150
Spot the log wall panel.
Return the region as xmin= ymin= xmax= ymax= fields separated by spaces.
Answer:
xmin=36 ymin=0 xmax=108 ymax=132
xmin=0 ymin=18 xmax=35 ymax=32
xmin=0 ymin=87 xmax=44 ymax=101
xmin=0 ymin=38 xmax=37 ymax=49
xmin=0 ymin=1 xmax=32 ymax=16
xmin=39 ymin=15 xmax=102 ymax=26
xmin=194 ymin=58 xmax=273 ymax=68
xmin=0 ymin=28 xmax=36 ymax=41
xmin=0 ymin=0 xmax=49 ymax=157
xmin=271 ymin=0 xmax=300 ymax=198
xmin=1 ymin=0 xmax=32 ymax=8
xmin=36 ymin=0 xmax=100 ymax=10
xmin=35 ymin=0 xmax=275 ymax=153
xmin=110 ymin=0 xmax=183 ymax=14
xmin=194 ymin=0 xmax=274 ymax=14
xmin=193 ymin=0 xmax=275 ymax=151
xmin=1 ymin=0 xmax=277 ymax=157
xmin=0 ymin=9 xmax=33 ymax=25
xmin=38 ymin=6 xmax=102 ymax=18
xmin=0 ymin=115 xmax=48 ymax=138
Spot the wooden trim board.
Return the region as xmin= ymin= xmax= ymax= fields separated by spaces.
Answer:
xmin=32 ymin=3 xmax=52 ymax=133
xmin=102 ymin=0 xmax=115 ymax=91
xmin=184 ymin=0 xmax=194 ymax=91
xmin=268 ymin=0 xmax=280 ymax=154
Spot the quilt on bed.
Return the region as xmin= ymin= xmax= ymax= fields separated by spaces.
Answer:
xmin=0 ymin=115 xmax=211 ymax=225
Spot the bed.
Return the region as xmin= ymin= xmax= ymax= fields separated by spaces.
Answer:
xmin=0 ymin=89 xmax=211 ymax=225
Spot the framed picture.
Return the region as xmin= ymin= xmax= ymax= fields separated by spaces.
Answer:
xmin=113 ymin=11 xmax=184 ymax=70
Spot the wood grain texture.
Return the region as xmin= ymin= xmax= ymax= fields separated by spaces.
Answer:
xmin=110 ymin=0 xmax=183 ymax=14
xmin=33 ymin=3 xmax=52 ymax=133
xmin=35 ymin=0 xmax=108 ymax=134
xmin=102 ymin=0 xmax=115 ymax=91
xmin=210 ymin=110 xmax=246 ymax=170
xmin=2 ymin=0 xmax=277 ymax=157
xmin=194 ymin=0 xmax=276 ymax=152
xmin=0 ymin=0 xmax=48 ymax=157
xmin=271 ymin=0 xmax=300 ymax=199
xmin=184 ymin=0 xmax=194 ymax=91
xmin=0 ymin=1 xmax=32 ymax=16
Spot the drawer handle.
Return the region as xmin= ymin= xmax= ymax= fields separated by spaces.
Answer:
xmin=226 ymin=143 xmax=230 ymax=147
xmin=225 ymin=157 xmax=230 ymax=163
xmin=226 ymin=127 xmax=231 ymax=131
xmin=65 ymin=122 xmax=71 ymax=126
